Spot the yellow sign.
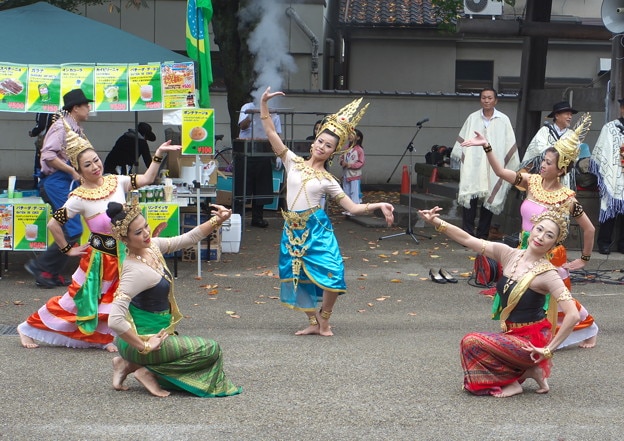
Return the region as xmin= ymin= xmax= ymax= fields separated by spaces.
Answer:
xmin=60 ymin=64 xmax=95 ymax=103
xmin=27 ymin=65 xmax=61 ymax=113
xmin=128 ymin=64 xmax=162 ymax=111
xmin=182 ymin=108 xmax=215 ymax=155
xmin=141 ymin=203 xmax=180 ymax=238
xmin=12 ymin=203 xmax=47 ymax=251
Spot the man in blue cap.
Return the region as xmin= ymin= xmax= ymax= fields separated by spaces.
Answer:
xmin=24 ymin=89 xmax=93 ymax=287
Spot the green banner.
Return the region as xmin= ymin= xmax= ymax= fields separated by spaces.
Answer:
xmin=26 ymin=65 xmax=61 ymax=113
xmin=13 ymin=203 xmax=47 ymax=251
xmin=182 ymin=108 xmax=215 ymax=155
xmin=60 ymin=64 xmax=95 ymax=102
xmin=0 ymin=63 xmax=28 ymax=112
xmin=141 ymin=203 xmax=180 ymax=238
xmin=94 ymin=65 xmax=129 ymax=112
xmin=129 ymin=64 xmax=162 ymax=111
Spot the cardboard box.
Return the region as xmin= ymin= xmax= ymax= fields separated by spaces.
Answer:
xmin=216 ymin=190 xmax=232 ymax=206
xmin=181 ymin=227 xmax=221 ymax=262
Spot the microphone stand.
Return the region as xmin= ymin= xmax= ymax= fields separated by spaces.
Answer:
xmin=379 ymin=123 xmax=431 ymax=243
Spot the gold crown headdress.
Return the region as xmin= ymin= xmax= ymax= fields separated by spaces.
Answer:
xmin=110 ymin=200 xmax=143 ymax=241
xmin=553 ymin=112 xmax=591 ymax=170
xmin=318 ymin=97 xmax=369 ymax=153
xmin=531 ymin=204 xmax=570 ymax=244
xmin=62 ymin=117 xmax=94 ymax=169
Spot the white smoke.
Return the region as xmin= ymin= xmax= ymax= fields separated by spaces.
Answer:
xmin=239 ymin=0 xmax=297 ymax=105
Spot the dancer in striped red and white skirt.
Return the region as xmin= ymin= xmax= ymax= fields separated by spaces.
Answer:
xmin=17 ymin=117 xmax=179 ymax=350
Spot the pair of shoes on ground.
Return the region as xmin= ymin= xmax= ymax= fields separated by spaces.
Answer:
xmin=251 ymin=219 xmax=269 ymax=228
xmin=342 ymin=211 xmax=353 ymax=217
xmin=429 ymin=268 xmax=457 ymax=284
xmin=24 ymin=260 xmax=70 ymax=289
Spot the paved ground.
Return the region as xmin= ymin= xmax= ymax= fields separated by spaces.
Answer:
xmin=1 ymin=208 xmax=624 ymax=441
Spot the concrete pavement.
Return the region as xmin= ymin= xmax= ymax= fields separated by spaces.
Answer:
xmin=1 ymin=210 xmax=623 ymax=441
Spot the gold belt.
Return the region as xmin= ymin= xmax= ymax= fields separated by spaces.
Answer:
xmin=281 ymin=206 xmax=320 ymax=230
xmin=505 ymin=320 xmax=543 ymax=329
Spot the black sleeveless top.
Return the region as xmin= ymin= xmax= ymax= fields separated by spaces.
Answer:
xmin=496 ymin=276 xmax=546 ymax=323
xmin=130 ymin=270 xmax=172 ymax=312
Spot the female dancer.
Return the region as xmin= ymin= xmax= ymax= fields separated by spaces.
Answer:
xmin=18 ymin=119 xmax=180 ymax=350
xmin=419 ymin=205 xmax=579 ymax=397
xmin=259 ymin=87 xmax=394 ymax=336
xmin=460 ymin=113 xmax=598 ymax=348
xmin=107 ymin=201 xmax=241 ymax=398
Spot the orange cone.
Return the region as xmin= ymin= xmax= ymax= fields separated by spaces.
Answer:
xmin=401 ymin=165 xmax=410 ymax=194
xmin=429 ymin=167 xmax=438 ymax=183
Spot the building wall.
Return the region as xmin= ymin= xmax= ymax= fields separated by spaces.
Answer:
xmin=0 ymin=0 xmax=611 ymax=186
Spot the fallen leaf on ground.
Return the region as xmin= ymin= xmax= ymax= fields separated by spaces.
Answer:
xmin=357 ymin=309 xmax=367 ymax=313
xmin=225 ymin=310 xmax=236 ymax=315
xmin=430 ymin=255 xmax=440 ymax=258
xmin=367 ymin=303 xmax=374 ymax=307
xmin=419 ymin=277 xmax=429 ymax=281
xmin=214 ymin=273 xmax=229 ymax=277
xmin=407 ymin=273 xmax=419 ymax=276
xmin=389 ymin=279 xmax=402 ymax=283
xmin=376 ymin=297 xmax=386 ymax=301
xmin=13 ymin=300 xmax=24 ymax=305
xmin=378 ymin=254 xmax=389 ymax=258
xmin=391 ymin=251 xmax=399 ymax=255
xmin=229 ymin=314 xmax=240 ymax=319
xmin=268 ymin=296 xmax=279 ymax=300
xmin=408 ymin=312 xmax=417 ymax=316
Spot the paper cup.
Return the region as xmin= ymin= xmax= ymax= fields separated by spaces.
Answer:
xmin=7 ymin=175 xmax=16 ymax=198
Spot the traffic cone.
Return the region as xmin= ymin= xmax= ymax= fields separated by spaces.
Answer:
xmin=429 ymin=167 xmax=438 ymax=183
xmin=401 ymin=165 xmax=410 ymax=194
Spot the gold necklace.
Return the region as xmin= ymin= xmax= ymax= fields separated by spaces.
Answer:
xmin=502 ymin=251 xmax=543 ymax=294
xmin=130 ymin=247 xmax=171 ymax=283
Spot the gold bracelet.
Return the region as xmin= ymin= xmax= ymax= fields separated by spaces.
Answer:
xmin=138 ymin=340 xmax=151 ymax=355
xmin=483 ymin=143 xmax=493 ymax=153
xmin=480 ymin=239 xmax=486 ymax=255
xmin=208 ymin=216 xmax=222 ymax=229
xmin=364 ymin=203 xmax=371 ymax=214
xmin=580 ymin=254 xmax=591 ymax=262
xmin=434 ymin=220 xmax=447 ymax=232
xmin=260 ymin=114 xmax=269 ymax=120
xmin=542 ymin=347 xmax=553 ymax=359
xmin=153 ymin=155 xmax=163 ymax=163
xmin=59 ymin=243 xmax=72 ymax=254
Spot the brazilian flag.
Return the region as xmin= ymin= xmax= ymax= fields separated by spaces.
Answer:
xmin=186 ymin=0 xmax=213 ymax=108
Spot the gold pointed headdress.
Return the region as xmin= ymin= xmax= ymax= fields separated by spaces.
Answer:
xmin=531 ymin=203 xmax=570 ymax=244
xmin=62 ymin=117 xmax=94 ymax=169
xmin=553 ymin=113 xmax=591 ymax=170
xmin=110 ymin=199 xmax=143 ymax=241
xmin=318 ymin=97 xmax=369 ymax=152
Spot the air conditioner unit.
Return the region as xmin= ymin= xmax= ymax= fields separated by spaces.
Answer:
xmin=464 ymin=0 xmax=503 ymax=17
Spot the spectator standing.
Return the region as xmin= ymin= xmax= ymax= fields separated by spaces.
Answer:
xmin=104 ymin=122 xmax=156 ymax=175
xmin=450 ymin=88 xmax=519 ymax=239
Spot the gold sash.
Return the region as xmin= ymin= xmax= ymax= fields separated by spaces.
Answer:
xmin=499 ymin=261 xmax=557 ymax=334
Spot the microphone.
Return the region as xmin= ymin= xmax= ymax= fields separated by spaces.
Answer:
xmin=416 ymin=117 xmax=429 ymax=126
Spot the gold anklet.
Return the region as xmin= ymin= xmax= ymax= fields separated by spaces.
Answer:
xmin=319 ymin=309 xmax=332 ymax=320
xmin=308 ymin=315 xmax=318 ymax=326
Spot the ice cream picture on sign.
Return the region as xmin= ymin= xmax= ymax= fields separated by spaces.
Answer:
xmin=190 ymin=126 xmax=207 ymax=141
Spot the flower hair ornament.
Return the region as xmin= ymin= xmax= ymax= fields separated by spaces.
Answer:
xmin=553 ymin=112 xmax=591 ymax=170
xmin=317 ymin=97 xmax=369 ymax=154
xmin=62 ymin=117 xmax=94 ymax=169
xmin=531 ymin=204 xmax=571 ymax=244
xmin=110 ymin=200 xmax=143 ymax=241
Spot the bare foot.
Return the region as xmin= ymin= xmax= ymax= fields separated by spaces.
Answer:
xmin=18 ymin=329 xmax=39 ymax=349
xmin=579 ymin=335 xmax=597 ymax=349
xmin=492 ymin=381 xmax=523 ymax=398
xmin=134 ymin=367 xmax=170 ymax=397
xmin=295 ymin=324 xmax=320 ymax=336
xmin=112 ymin=356 xmax=138 ymax=391
xmin=317 ymin=312 xmax=333 ymax=337
xmin=523 ymin=366 xmax=549 ymax=394
xmin=104 ymin=343 xmax=118 ymax=352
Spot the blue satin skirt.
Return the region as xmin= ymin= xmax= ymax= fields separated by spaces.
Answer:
xmin=279 ymin=207 xmax=346 ymax=311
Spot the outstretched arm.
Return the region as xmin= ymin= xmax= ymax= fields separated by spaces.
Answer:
xmin=260 ymin=87 xmax=289 ymax=156
xmin=418 ymin=206 xmax=491 ymax=255
xmin=461 ymin=131 xmax=527 ymax=187
xmin=339 ymin=197 xmax=394 ymax=226
xmin=135 ymin=141 xmax=181 ymax=188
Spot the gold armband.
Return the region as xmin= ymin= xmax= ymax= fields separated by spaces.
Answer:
xmin=483 ymin=143 xmax=493 ymax=153
xmin=260 ymin=114 xmax=270 ymax=120
xmin=542 ymin=347 xmax=553 ymax=359
xmin=513 ymin=171 xmax=522 ymax=186
xmin=580 ymin=254 xmax=591 ymax=262
xmin=52 ymin=207 xmax=69 ymax=225
xmin=556 ymin=288 xmax=573 ymax=302
xmin=364 ymin=203 xmax=371 ymax=214
xmin=208 ymin=216 xmax=222 ymax=229
xmin=130 ymin=173 xmax=138 ymax=190
xmin=571 ymin=201 xmax=584 ymax=218
xmin=152 ymin=155 xmax=163 ymax=163
xmin=479 ymin=239 xmax=487 ymax=255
